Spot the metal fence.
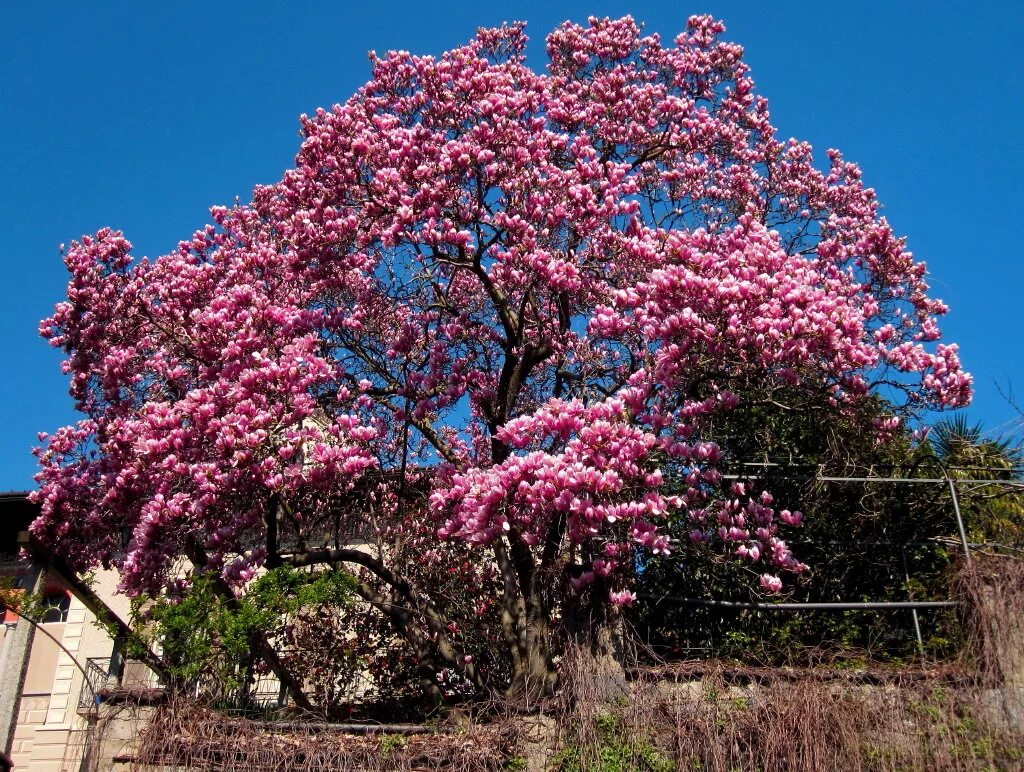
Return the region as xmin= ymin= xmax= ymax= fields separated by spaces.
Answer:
xmin=77 ymin=657 xmax=112 ymax=710
xmin=639 ymin=469 xmax=1024 ymax=652
xmin=76 ymin=655 xmax=161 ymax=710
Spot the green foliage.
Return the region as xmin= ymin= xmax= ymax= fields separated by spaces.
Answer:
xmin=136 ymin=566 xmax=356 ymax=696
xmin=633 ymin=396 xmax=1024 ymax=665
xmin=378 ymin=734 xmax=407 ymax=758
xmin=0 ymin=575 xmax=22 ymax=614
xmin=932 ymin=416 xmax=1024 ymax=544
xmin=555 ymin=712 xmax=674 ymax=772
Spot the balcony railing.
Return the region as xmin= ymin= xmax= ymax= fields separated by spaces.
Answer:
xmin=77 ymin=656 xmax=161 ymax=710
xmin=78 ymin=657 xmax=112 ymax=709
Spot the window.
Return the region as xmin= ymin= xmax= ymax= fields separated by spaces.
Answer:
xmin=40 ymin=593 xmax=70 ymax=624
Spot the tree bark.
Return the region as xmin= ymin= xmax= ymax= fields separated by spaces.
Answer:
xmin=563 ymin=588 xmax=629 ymax=702
xmin=284 ymin=547 xmax=488 ymax=693
xmin=505 ymin=596 xmax=557 ymax=704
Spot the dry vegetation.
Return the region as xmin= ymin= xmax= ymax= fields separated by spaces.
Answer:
xmin=954 ymin=553 xmax=1024 ymax=686
xmin=129 ymin=698 xmax=523 ymax=771
xmin=106 ymin=556 xmax=1024 ymax=771
xmin=552 ymin=660 xmax=1024 ymax=771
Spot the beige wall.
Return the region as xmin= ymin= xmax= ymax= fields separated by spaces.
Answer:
xmin=9 ymin=568 xmax=132 ymax=771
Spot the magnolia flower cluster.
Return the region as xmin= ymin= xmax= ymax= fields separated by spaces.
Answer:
xmin=33 ymin=15 xmax=969 ymax=603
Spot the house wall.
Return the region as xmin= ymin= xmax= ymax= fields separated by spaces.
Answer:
xmin=7 ymin=568 xmax=133 ymax=772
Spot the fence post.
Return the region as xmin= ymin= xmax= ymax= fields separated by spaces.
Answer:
xmin=900 ymin=545 xmax=925 ymax=654
xmin=946 ymin=476 xmax=973 ymax=562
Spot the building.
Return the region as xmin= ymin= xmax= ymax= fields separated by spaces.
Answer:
xmin=0 ymin=492 xmax=153 ymax=771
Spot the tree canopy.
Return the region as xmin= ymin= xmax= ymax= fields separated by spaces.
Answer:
xmin=32 ymin=15 xmax=971 ymax=699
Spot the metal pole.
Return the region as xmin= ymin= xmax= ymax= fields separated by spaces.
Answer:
xmin=946 ymin=476 xmax=973 ymax=562
xmin=900 ymin=545 xmax=924 ymax=654
xmin=720 ymin=473 xmax=1024 ymax=487
xmin=637 ymin=596 xmax=956 ymax=611
xmin=736 ymin=461 xmax=1024 ymax=474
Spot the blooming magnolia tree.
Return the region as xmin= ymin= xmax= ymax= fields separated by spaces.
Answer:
xmin=33 ymin=16 xmax=970 ymax=700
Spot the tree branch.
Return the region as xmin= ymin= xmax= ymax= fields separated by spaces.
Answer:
xmin=183 ymin=540 xmax=313 ymax=710
xmin=282 ymin=548 xmax=486 ymax=691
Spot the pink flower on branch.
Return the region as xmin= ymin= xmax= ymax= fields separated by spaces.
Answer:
xmin=32 ymin=14 xmax=968 ymax=683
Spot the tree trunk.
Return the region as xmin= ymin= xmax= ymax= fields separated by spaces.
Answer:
xmin=563 ymin=592 xmax=629 ymax=703
xmin=505 ymin=601 xmax=558 ymax=704
xmin=586 ymin=616 xmax=629 ymax=702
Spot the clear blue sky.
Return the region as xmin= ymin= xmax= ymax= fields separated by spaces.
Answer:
xmin=2 ymin=2 xmax=1021 ymax=489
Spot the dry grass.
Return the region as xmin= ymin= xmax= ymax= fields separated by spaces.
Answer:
xmin=129 ymin=696 xmax=523 ymax=771
xmin=109 ymin=556 xmax=1024 ymax=770
xmin=543 ymin=658 xmax=1024 ymax=770
xmin=954 ymin=553 xmax=1024 ymax=685
xmin=543 ymin=555 xmax=1024 ymax=771
xmin=118 ymin=672 xmax=1024 ymax=771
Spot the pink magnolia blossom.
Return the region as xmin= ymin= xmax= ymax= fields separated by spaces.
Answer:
xmin=609 ymin=590 xmax=637 ymax=607
xmin=32 ymin=15 xmax=968 ymax=643
xmin=760 ymin=574 xmax=784 ymax=593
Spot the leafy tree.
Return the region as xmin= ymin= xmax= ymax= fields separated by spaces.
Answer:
xmin=633 ymin=399 xmax=944 ymax=661
xmin=133 ymin=566 xmax=356 ymax=703
xmin=634 ymin=408 xmax=1024 ymax=663
xmin=32 ymin=15 xmax=970 ymax=702
xmin=930 ymin=416 xmax=1024 ymax=545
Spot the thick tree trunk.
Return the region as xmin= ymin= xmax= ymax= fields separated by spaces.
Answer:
xmin=585 ymin=617 xmax=629 ymax=701
xmin=505 ymin=599 xmax=558 ymax=704
xmin=563 ymin=592 xmax=629 ymax=703
xmin=507 ymin=622 xmax=557 ymax=700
